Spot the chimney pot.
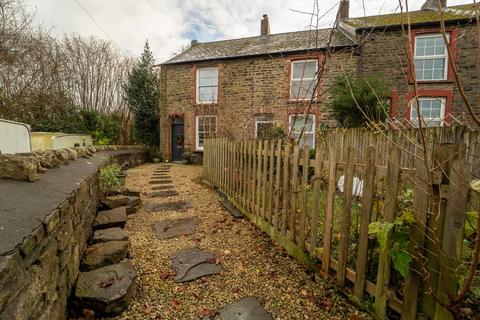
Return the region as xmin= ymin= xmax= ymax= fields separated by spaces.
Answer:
xmin=338 ymin=0 xmax=350 ymax=20
xmin=191 ymin=39 xmax=198 ymax=46
xmin=261 ymin=14 xmax=270 ymax=36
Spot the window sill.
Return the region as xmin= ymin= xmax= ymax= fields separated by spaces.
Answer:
xmin=409 ymin=80 xmax=454 ymax=84
xmin=195 ymin=102 xmax=219 ymax=106
xmin=287 ymin=99 xmax=318 ymax=103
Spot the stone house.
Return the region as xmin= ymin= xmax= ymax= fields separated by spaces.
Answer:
xmin=158 ymin=0 xmax=479 ymax=161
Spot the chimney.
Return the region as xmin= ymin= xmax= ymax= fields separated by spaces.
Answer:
xmin=421 ymin=0 xmax=447 ymax=11
xmin=261 ymin=14 xmax=270 ymax=36
xmin=191 ymin=39 xmax=198 ymax=46
xmin=338 ymin=0 xmax=349 ymax=20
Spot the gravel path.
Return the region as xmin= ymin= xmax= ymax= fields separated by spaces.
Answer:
xmin=113 ymin=163 xmax=371 ymax=320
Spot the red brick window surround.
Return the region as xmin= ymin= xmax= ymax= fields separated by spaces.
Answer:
xmin=405 ymin=89 xmax=453 ymax=126
xmin=287 ymin=54 xmax=322 ymax=102
xmin=410 ymin=28 xmax=458 ymax=82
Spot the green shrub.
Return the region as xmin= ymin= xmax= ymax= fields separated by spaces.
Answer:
xmin=100 ymin=164 xmax=122 ymax=194
xmin=329 ymin=74 xmax=391 ymax=128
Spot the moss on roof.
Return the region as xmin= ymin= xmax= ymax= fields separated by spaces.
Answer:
xmin=344 ymin=3 xmax=479 ymax=29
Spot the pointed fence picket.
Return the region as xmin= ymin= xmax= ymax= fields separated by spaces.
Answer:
xmin=202 ymin=125 xmax=479 ymax=320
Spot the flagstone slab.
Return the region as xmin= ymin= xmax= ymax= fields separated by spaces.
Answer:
xmin=152 ymin=185 xmax=174 ymax=191
xmin=149 ymin=180 xmax=173 ymax=185
xmin=219 ymin=199 xmax=244 ymax=219
xmin=75 ymin=260 xmax=136 ymax=315
xmin=126 ymin=196 xmax=141 ymax=207
xmin=171 ymin=248 xmax=222 ymax=282
xmin=147 ymin=200 xmax=191 ymax=212
xmin=149 ymin=190 xmax=179 ymax=198
xmin=101 ymin=195 xmax=129 ymax=209
xmin=92 ymin=228 xmax=129 ymax=243
xmin=93 ymin=207 xmax=127 ymax=230
xmin=81 ymin=240 xmax=130 ymax=271
xmin=154 ymin=217 xmax=197 ymax=240
xmin=213 ymin=297 xmax=273 ymax=320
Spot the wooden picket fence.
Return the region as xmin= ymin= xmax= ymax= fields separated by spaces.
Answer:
xmin=202 ymin=126 xmax=480 ymax=320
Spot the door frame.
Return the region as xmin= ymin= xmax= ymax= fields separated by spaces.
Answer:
xmin=170 ymin=116 xmax=185 ymax=162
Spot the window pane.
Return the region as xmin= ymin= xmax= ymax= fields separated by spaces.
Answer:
xmin=198 ymin=86 xmax=218 ymax=102
xmin=291 ymin=80 xmax=315 ymax=100
xmin=198 ymin=68 xmax=218 ymax=103
xmin=411 ymin=98 xmax=445 ymax=127
xmin=290 ymin=115 xmax=315 ymax=134
xmin=292 ymin=60 xmax=317 ymax=79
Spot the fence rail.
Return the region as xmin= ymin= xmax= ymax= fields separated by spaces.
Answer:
xmin=203 ymin=126 xmax=480 ymax=320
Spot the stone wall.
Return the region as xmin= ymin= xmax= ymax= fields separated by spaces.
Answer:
xmin=0 ymin=149 xmax=148 ymax=320
xmin=159 ymin=49 xmax=358 ymax=160
xmin=357 ymin=23 xmax=479 ymax=121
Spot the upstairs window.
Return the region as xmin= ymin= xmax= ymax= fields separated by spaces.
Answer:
xmin=196 ymin=67 xmax=218 ymax=103
xmin=410 ymin=97 xmax=445 ymax=127
xmin=196 ymin=115 xmax=217 ymax=151
xmin=289 ymin=114 xmax=316 ymax=148
xmin=290 ymin=60 xmax=318 ymax=100
xmin=414 ymin=34 xmax=448 ymax=81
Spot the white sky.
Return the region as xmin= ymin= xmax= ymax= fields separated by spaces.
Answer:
xmin=25 ymin=0 xmax=473 ymax=63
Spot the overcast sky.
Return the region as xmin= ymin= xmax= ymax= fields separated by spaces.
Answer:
xmin=25 ymin=0 xmax=473 ymax=63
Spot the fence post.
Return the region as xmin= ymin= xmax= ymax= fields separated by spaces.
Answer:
xmin=290 ymin=146 xmax=300 ymax=242
xmin=322 ymin=144 xmax=337 ymax=278
xmin=267 ymin=141 xmax=275 ymax=224
xmin=281 ymin=143 xmax=291 ymax=236
xmin=354 ymin=145 xmax=376 ymax=300
xmin=337 ymin=147 xmax=354 ymax=288
xmin=374 ymin=145 xmax=401 ymax=317
xmin=310 ymin=141 xmax=322 ymax=254
xmin=298 ymin=145 xmax=309 ymax=251
xmin=401 ymin=162 xmax=430 ymax=320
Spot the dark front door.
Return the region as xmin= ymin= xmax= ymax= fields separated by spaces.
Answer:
xmin=171 ymin=119 xmax=184 ymax=162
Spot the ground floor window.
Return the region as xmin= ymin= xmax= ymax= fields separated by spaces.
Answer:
xmin=255 ymin=114 xmax=274 ymax=139
xmin=196 ymin=115 xmax=217 ymax=151
xmin=410 ymin=97 xmax=445 ymax=127
xmin=289 ymin=114 xmax=315 ymax=148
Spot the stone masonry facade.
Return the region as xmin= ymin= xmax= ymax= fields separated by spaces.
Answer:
xmin=357 ymin=23 xmax=479 ymax=123
xmin=159 ymin=49 xmax=358 ymax=160
xmin=0 ymin=150 xmax=147 ymax=320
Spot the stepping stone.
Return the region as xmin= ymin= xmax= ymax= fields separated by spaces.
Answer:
xmin=75 ymin=260 xmax=137 ymax=315
xmin=126 ymin=196 xmax=141 ymax=207
xmin=219 ymin=199 xmax=244 ymax=219
xmin=171 ymin=248 xmax=222 ymax=282
xmin=154 ymin=217 xmax=197 ymax=240
xmin=147 ymin=200 xmax=192 ymax=212
xmin=213 ymin=297 xmax=273 ymax=320
xmin=152 ymin=185 xmax=174 ymax=191
xmin=125 ymin=196 xmax=141 ymax=215
xmin=81 ymin=241 xmax=130 ymax=271
xmin=152 ymin=174 xmax=169 ymax=178
xmin=149 ymin=190 xmax=179 ymax=198
xmin=92 ymin=228 xmax=129 ymax=243
xmin=149 ymin=180 xmax=173 ymax=185
xmin=93 ymin=207 xmax=127 ymax=230
xmin=101 ymin=195 xmax=129 ymax=209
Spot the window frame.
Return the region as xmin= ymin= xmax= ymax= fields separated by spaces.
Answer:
xmin=414 ymin=33 xmax=449 ymax=81
xmin=409 ymin=97 xmax=446 ymax=127
xmin=288 ymin=114 xmax=316 ymax=148
xmin=195 ymin=115 xmax=217 ymax=151
xmin=254 ymin=118 xmax=275 ymax=139
xmin=196 ymin=67 xmax=219 ymax=104
xmin=290 ymin=59 xmax=318 ymax=101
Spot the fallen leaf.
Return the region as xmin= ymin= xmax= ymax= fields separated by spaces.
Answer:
xmin=82 ymin=309 xmax=95 ymax=320
xmin=98 ymin=277 xmax=115 ymax=288
xmin=171 ymin=299 xmax=182 ymax=309
xmin=198 ymin=307 xmax=216 ymax=317
xmin=143 ymin=304 xmax=153 ymax=314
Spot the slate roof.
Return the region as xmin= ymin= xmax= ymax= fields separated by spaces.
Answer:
xmin=162 ymin=28 xmax=356 ymax=65
xmin=343 ymin=3 xmax=479 ymax=29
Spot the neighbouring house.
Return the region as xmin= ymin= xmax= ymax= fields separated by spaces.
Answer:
xmin=159 ymin=0 xmax=479 ymax=162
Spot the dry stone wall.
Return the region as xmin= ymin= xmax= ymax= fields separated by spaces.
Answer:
xmin=0 ymin=148 xmax=148 ymax=320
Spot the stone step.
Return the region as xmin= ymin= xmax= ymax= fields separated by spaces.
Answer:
xmin=75 ymin=260 xmax=137 ymax=316
xmin=92 ymin=228 xmax=129 ymax=243
xmin=101 ymin=195 xmax=129 ymax=209
xmin=154 ymin=217 xmax=197 ymax=240
xmin=81 ymin=240 xmax=130 ymax=271
xmin=125 ymin=196 xmax=141 ymax=215
xmin=93 ymin=207 xmax=127 ymax=230
xmin=146 ymin=200 xmax=191 ymax=212
xmin=148 ymin=190 xmax=179 ymax=198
